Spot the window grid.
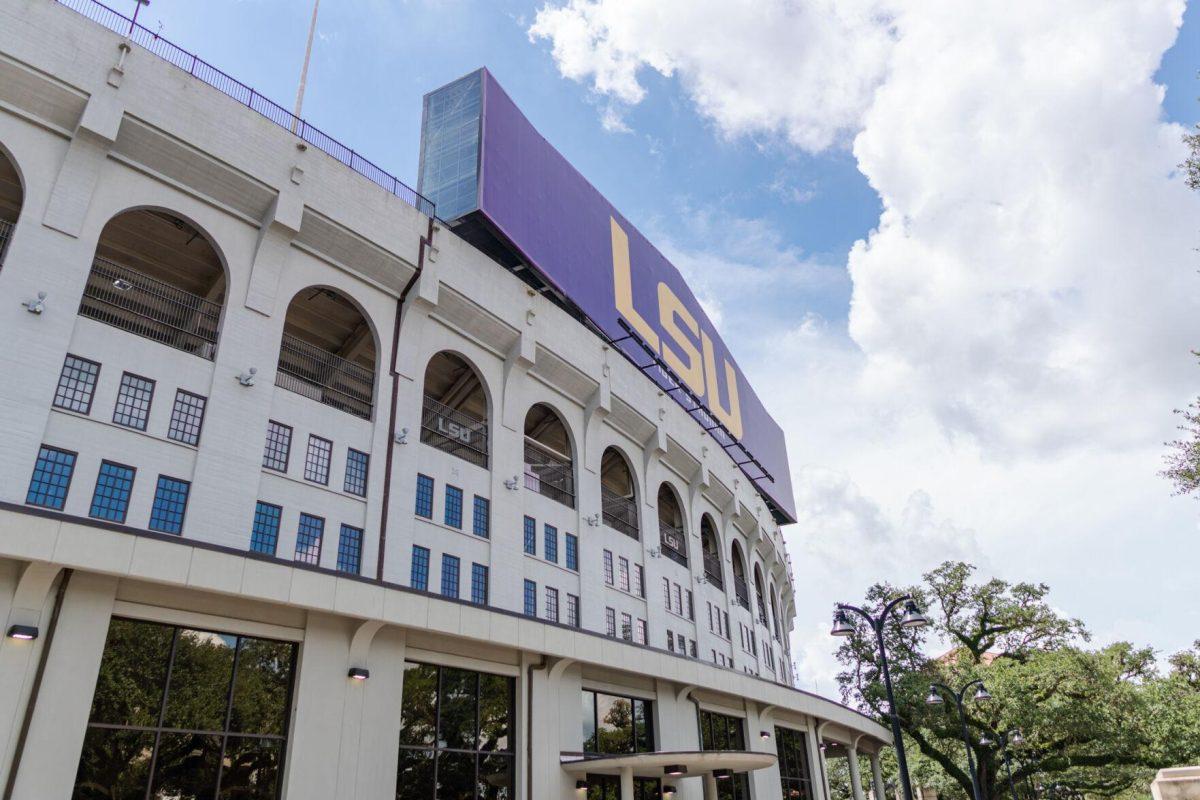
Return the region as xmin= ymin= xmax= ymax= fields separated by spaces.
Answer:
xmin=634 ymin=564 xmax=645 ymax=598
xmin=545 ymin=587 xmax=559 ymax=623
xmin=472 ymin=496 xmax=490 ymax=538
xmin=523 ymin=516 xmax=536 ymax=555
xmin=565 ymin=533 xmax=578 ymax=571
xmin=344 ymin=448 xmax=369 ymax=496
xmin=618 ymin=557 xmax=630 ymax=592
xmin=636 ymin=619 xmax=647 ymax=645
xmin=303 ymin=435 xmax=333 ymax=485
xmin=262 ymin=421 xmax=292 ymax=472
xmin=295 ymin=513 xmax=324 ymax=566
xmin=337 ymin=525 xmax=363 ymax=574
xmin=25 ymin=446 xmax=77 ymax=510
xmin=566 ymin=594 xmax=580 ymax=627
xmin=603 ymin=550 xmax=614 ymax=585
xmin=414 ymin=474 xmax=434 ymax=518
xmin=544 ymin=524 xmax=558 ymax=563
xmin=53 ymin=355 xmax=100 ymax=414
xmin=147 ymin=475 xmax=190 ymax=534
xmin=250 ymin=502 xmax=282 ymax=555
xmin=444 ymin=485 xmax=463 ymax=528
xmin=605 ymin=607 xmax=617 ymax=637
xmin=89 ymin=461 xmax=135 ymax=522
xmin=523 ymin=580 xmax=537 ymax=617
xmin=166 ymin=390 xmax=207 ymax=446
xmin=441 ymin=554 xmax=460 ymax=599
xmin=471 ymin=563 xmax=489 ymax=605
xmin=411 ymin=545 xmax=430 ymax=591
xmin=112 ymin=372 xmax=155 ymax=431
xmin=621 ymin=612 xmax=633 ymax=641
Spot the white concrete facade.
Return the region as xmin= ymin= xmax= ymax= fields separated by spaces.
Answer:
xmin=0 ymin=1 xmax=890 ymax=798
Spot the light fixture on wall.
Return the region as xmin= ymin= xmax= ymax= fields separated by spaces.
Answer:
xmin=6 ymin=625 xmax=38 ymax=640
xmin=585 ymin=514 xmax=600 ymax=527
xmin=648 ymin=548 xmax=660 ymax=559
xmin=760 ymin=730 xmax=771 ymax=740
xmin=21 ymin=292 xmax=46 ymax=314
xmin=395 ymin=427 xmax=409 ymax=445
xmin=504 ymin=476 xmax=519 ymax=491
xmin=112 ymin=278 xmax=134 ymax=291
xmin=347 ymin=667 xmax=370 ymax=680
xmin=663 ymin=765 xmax=686 ymax=777
xmin=713 ymin=769 xmax=732 ymax=780
xmin=236 ymin=367 xmax=258 ymax=387
xmin=575 ymin=780 xmax=588 ymax=791
xmin=662 ymin=786 xmax=677 ymax=796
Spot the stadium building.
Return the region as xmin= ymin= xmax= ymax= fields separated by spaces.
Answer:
xmin=0 ymin=1 xmax=893 ymax=798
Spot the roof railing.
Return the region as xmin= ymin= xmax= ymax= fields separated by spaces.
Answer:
xmin=420 ymin=395 xmax=489 ymax=468
xmin=0 ymin=219 xmax=12 ymax=267
xmin=523 ymin=441 xmax=575 ymax=508
xmin=601 ymin=486 xmax=640 ymax=540
xmin=702 ymin=551 xmax=724 ymax=589
xmin=276 ymin=334 xmax=375 ymax=420
xmin=734 ymin=577 xmax=750 ymax=610
xmin=53 ymin=0 xmax=435 ymax=218
xmin=658 ymin=522 xmax=688 ymax=567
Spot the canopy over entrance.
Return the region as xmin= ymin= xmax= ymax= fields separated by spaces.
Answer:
xmin=560 ymin=750 xmax=776 ymax=779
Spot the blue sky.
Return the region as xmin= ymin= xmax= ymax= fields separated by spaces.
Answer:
xmin=110 ymin=0 xmax=1200 ymax=689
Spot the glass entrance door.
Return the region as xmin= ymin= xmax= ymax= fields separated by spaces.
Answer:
xmin=585 ymin=774 xmax=663 ymax=800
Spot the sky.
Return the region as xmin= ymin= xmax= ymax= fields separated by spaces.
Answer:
xmin=117 ymin=0 xmax=1200 ymax=696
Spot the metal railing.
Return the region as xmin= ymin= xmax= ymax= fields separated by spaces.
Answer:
xmin=659 ymin=523 xmax=688 ymax=567
xmin=53 ymin=0 xmax=435 ymax=218
xmin=523 ymin=441 xmax=575 ymax=508
xmin=702 ymin=552 xmax=724 ymax=589
xmin=276 ymin=334 xmax=374 ymax=420
xmin=420 ymin=395 xmax=488 ymax=468
xmin=734 ymin=577 xmax=750 ymax=610
xmin=0 ymin=219 xmax=12 ymax=267
xmin=601 ymin=486 xmax=640 ymax=540
xmin=78 ymin=257 xmax=221 ymax=359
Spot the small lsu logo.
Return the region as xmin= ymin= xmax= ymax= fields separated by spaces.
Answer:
xmin=435 ymin=415 xmax=475 ymax=446
xmin=609 ymin=217 xmax=744 ymax=440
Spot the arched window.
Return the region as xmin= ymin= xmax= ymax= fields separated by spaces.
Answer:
xmin=656 ymin=483 xmax=687 ymax=566
xmin=769 ymin=583 xmax=781 ymax=639
xmin=523 ymin=404 xmax=574 ymax=507
xmin=420 ymin=351 xmax=488 ymax=467
xmin=600 ymin=447 xmax=638 ymax=540
xmin=81 ymin=209 xmax=225 ymax=359
xmin=753 ymin=564 xmax=769 ymax=627
xmin=0 ymin=147 xmax=21 ymax=267
xmin=276 ymin=287 xmax=377 ymax=419
xmin=700 ymin=515 xmax=723 ymax=589
xmin=731 ymin=542 xmax=749 ymax=610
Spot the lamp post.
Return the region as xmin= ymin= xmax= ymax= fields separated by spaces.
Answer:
xmin=925 ymin=679 xmax=992 ymax=800
xmin=979 ymin=729 xmax=1025 ymax=800
xmin=831 ymin=594 xmax=930 ymax=800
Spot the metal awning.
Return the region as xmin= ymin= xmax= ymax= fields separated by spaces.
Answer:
xmin=560 ymin=750 xmax=776 ymax=779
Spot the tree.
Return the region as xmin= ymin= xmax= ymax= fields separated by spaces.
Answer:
xmin=834 ymin=562 xmax=1200 ymax=800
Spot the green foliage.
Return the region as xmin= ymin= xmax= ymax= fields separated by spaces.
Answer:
xmin=1162 ymin=357 xmax=1200 ymax=497
xmin=834 ymin=562 xmax=1200 ymax=800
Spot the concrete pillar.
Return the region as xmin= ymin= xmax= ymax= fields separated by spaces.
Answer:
xmin=805 ymin=719 xmax=829 ymax=800
xmin=848 ymin=744 xmax=866 ymax=800
xmin=703 ymin=773 xmax=719 ymax=800
xmin=871 ymin=752 xmax=887 ymax=800
xmin=620 ymin=766 xmax=634 ymax=800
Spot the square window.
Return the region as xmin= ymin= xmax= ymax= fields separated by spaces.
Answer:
xmin=148 ymin=476 xmax=190 ymax=535
xmin=415 ymin=474 xmax=434 ymax=518
xmin=295 ymin=513 xmax=324 ymax=566
xmin=89 ymin=461 xmax=135 ymax=522
xmin=262 ymin=421 xmax=292 ymax=472
xmin=523 ymin=516 xmax=536 ymax=555
xmin=167 ymin=390 xmax=207 ymax=446
xmin=250 ymin=502 xmax=282 ymax=555
xmin=441 ymin=554 xmax=460 ymax=598
xmin=523 ymin=580 xmax=537 ymax=617
xmin=53 ymin=355 xmax=100 ymax=414
xmin=545 ymin=587 xmax=559 ymax=623
xmin=411 ymin=545 xmax=430 ymax=591
xmin=303 ymin=435 xmax=332 ymax=485
xmin=444 ymin=485 xmax=463 ymax=528
xmin=471 ymin=563 xmax=489 ymax=605
xmin=113 ymin=373 xmax=155 ymax=431
xmin=544 ymin=524 xmax=557 ymax=563
xmin=25 ymin=445 xmax=77 ymax=510
xmin=472 ymin=496 xmax=490 ymax=538
xmin=337 ymin=525 xmax=363 ymax=574
xmin=565 ymin=533 xmax=578 ymax=571
xmin=344 ymin=449 xmax=369 ymax=496
xmin=566 ymin=594 xmax=580 ymax=627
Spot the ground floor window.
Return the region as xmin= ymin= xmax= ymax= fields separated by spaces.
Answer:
xmin=698 ymin=709 xmax=750 ymax=799
xmin=776 ymin=726 xmax=814 ymax=800
xmin=581 ymin=690 xmax=654 ymax=755
xmin=397 ymin=662 xmax=515 ymax=800
xmin=72 ymin=617 xmax=297 ymax=800
xmin=585 ymin=774 xmax=662 ymax=799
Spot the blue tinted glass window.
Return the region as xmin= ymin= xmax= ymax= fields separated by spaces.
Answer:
xmin=523 ymin=580 xmax=537 ymax=617
xmin=89 ymin=461 xmax=135 ymax=522
xmin=337 ymin=525 xmax=363 ymax=574
xmin=523 ymin=516 xmax=536 ymax=555
xmin=415 ymin=474 xmax=434 ymax=518
xmin=565 ymin=533 xmax=578 ymax=571
xmin=411 ymin=546 xmax=430 ymax=591
xmin=544 ymin=525 xmax=557 ymax=563
xmin=295 ymin=513 xmax=324 ymax=566
xmin=26 ymin=446 xmax=76 ymax=510
xmin=472 ymin=496 xmax=490 ymax=538
xmin=250 ymin=502 xmax=282 ymax=555
xmin=344 ymin=449 xmax=369 ymax=496
xmin=418 ymin=70 xmax=482 ymax=221
xmin=148 ymin=476 xmax=190 ymax=534
xmin=471 ymin=563 xmax=488 ymax=605
xmin=444 ymin=485 xmax=463 ymax=529
xmin=441 ymin=554 xmax=460 ymax=599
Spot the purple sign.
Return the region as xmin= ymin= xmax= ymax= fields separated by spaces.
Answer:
xmin=427 ymin=69 xmax=796 ymax=523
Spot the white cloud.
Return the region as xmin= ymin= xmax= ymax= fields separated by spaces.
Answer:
xmin=530 ymin=0 xmax=1200 ymax=692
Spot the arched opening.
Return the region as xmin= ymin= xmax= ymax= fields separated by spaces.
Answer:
xmin=420 ymin=351 xmax=488 ymax=467
xmin=753 ymin=564 xmax=769 ymax=627
xmin=656 ymin=483 xmax=687 ymax=567
xmin=769 ymin=583 xmax=781 ymax=640
xmin=523 ymin=403 xmax=574 ymax=507
xmin=731 ymin=542 xmax=749 ymax=610
xmin=700 ymin=515 xmax=723 ymax=589
xmin=600 ymin=447 xmax=638 ymax=540
xmin=0 ymin=147 xmax=21 ymax=266
xmin=81 ymin=209 xmax=225 ymax=359
xmin=276 ymin=287 xmax=377 ymax=419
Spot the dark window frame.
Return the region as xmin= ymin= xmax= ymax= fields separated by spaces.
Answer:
xmin=294 ymin=512 xmax=325 ymax=566
xmin=53 ymin=354 xmax=102 ymax=415
xmin=167 ymin=389 xmax=208 ymax=446
xmin=112 ymin=371 xmax=156 ymax=431
xmin=303 ymin=434 xmax=333 ymax=486
xmin=251 ymin=501 xmax=282 ymax=556
xmin=263 ymin=420 xmax=293 ymax=473
xmin=89 ymin=459 xmax=137 ymax=523
xmin=147 ymin=475 xmax=191 ymax=535
xmin=25 ymin=445 xmax=79 ymax=510
xmin=344 ymin=448 xmax=370 ymax=497
xmin=337 ymin=524 xmax=364 ymax=575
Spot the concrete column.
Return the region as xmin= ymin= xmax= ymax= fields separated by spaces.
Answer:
xmin=703 ymin=773 xmax=719 ymax=800
xmin=871 ymin=752 xmax=887 ymax=800
xmin=848 ymin=745 xmax=867 ymax=800
xmin=620 ymin=766 xmax=634 ymax=800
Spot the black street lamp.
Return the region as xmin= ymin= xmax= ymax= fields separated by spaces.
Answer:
xmin=831 ymin=594 xmax=930 ymax=800
xmin=980 ymin=729 xmax=1025 ymax=800
xmin=926 ymin=679 xmax=992 ymax=800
